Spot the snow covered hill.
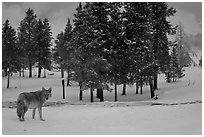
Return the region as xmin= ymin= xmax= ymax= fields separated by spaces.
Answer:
xmin=2 ymin=67 xmax=202 ymax=135
xmin=185 ymin=33 xmax=202 ymax=65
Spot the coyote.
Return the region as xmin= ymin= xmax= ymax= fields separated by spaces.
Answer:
xmin=16 ymin=87 xmax=52 ymax=121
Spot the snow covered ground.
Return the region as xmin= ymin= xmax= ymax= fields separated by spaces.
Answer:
xmin=1 ymin=67 xmax=202 ymax=135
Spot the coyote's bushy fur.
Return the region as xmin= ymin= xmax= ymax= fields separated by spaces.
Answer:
xmin=16 ymin=87 xmax=52 ymax=121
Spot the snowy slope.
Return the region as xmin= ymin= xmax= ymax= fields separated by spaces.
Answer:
xmin=2 ymin=67 xmax=202 ymax=135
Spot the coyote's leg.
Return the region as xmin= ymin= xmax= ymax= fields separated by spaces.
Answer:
xmin=32 ymin=108 xmax=36 ymax=119
xmin=38 ymin=106 xmax=45 ymax=121
xmin=21 ymin=106 xmax=28 ymax=121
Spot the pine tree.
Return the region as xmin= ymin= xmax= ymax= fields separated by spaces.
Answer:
xmin=124 ymin=2 xmax=155 ymax=98
xmin=42 ymin=18 xmax=52 ymax=77
xmin=18 ymin=8 xmax=37 ymax=78
xmin=90 ymin=2 xmax=130 ymax=100
xmin=149 ymin=2 xmax=176 ymax=90
xmin=102 ymin=2 xmax=127 ymax=100
xmin=34 ymin=19 xmax=44 ymax=78
xmin=165 ymin=42 xmax=183 ymax=82
xmin=2 ymin=20 xmax=19 ymax=88
xmin=16 ymin=37 xmax=27 ymax=77
xmin=53 ymin=32 xmax=66 ymax=78
xmin=71 ymin=3 xmax=85 ymax=100
xmin=70 ymin=2 xmax=177 ymax=100
xmin=176 ymin=23 xmax=186 ymax=78
xmin=52 ymin=18 xmax=73 ymax=84
xmin=72 ymin=2 xmax=94 ymax=101
xmin=171 ymin=43 xmax=179 ymax=82
xmin=63 ymin=18 xmax=73 ymax=86
xmin=176 ymin=23 xmax=193 ymax=67
xmin=181 ymin=49 xmax=192 ymax=67
xmin=123 ymin=2 xmax=176 ymax=98
xmin=172 ymin=23 xmax=189 ymax=79
xmin=35 ymin=18 xmax=52 ymax=78
xmin=71 ymin=2 xmax=113 ymax=102
xmin=53 ymin=18 xmax=73 ymax=81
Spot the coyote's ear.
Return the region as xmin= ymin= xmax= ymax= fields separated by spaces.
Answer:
xmin=42 ymin=87 xmax=45 ymax=91
xmin=49 ymin=88 xmax=52 ymax=93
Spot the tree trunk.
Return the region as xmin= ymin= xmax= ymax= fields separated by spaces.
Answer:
xmin=114 ymin=83 xmax=117 ymax=102
xmin=96 ymin=89 xmax=100 ymax=98
xmin=136 ymin=82 xmax=139 ymax=94
xmin=166 ymin=71 xmax=170 ymax=83
xmin=100 ymin=89 xmax=104 ymax=102
xmin=19 ymin=69 xmax=21 ymax=77
xmin=61 ymin=68 xmax=64 ymax=78
xmin=67 ymin=71 xmax=71 ymax=86
xmin=29 ymin=63 xmax=32 ymax=78
xmin=121 ymin=83 xmax=126 ymax=95
xmin=173 ymin=68 xmax=175 ymax=82
xmin=62 ymin=79 xmax=65 ymax=99
xmin=28 ymin=27 xmax=32 ymax=78
xmin=43 ymin=68 xmax=46 ymax=78
xmin=145 ymin=77 xmax=148 ymax=85
xmin=97 ymin=88 xmax=104 ymax=102
xmin=79 ymin=90 xmax=83 ymax=101
xmin=22 ymin=68 xmax=25 ymax=77
xmin=7 ymin=71 xmax=10 ymax=88
xmin=140 ymin=81 xmax=143 ymax=94
xmin=79 ymin=82 xmax=83 ymax=101
xmin=90 ymin=88 xmax=94 ymax=102
xmin=38 ymin=66 xmax=42 ymax=78
xmin=149 ymin=77 xmax=155 ymax=98
xmin=153 ymin=75 xmax=158 ymax=90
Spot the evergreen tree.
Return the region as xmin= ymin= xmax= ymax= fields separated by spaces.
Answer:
xmin=63 ymin=18 xmax=73 ymax=86
xmin=71 ymin=2 xmax=92 ymax=101
xmin=34 ymin=19 xmax=44 ymax=78
xmin=16 ymin=37 xmax=27 ymax=77
xmin=18 ymin=8 xmax=37 ymax=78
xmin=2 ymin=20 xmax=19 ymax=88
xmin=35 ymin=18 xmax=52 ymax=78
xmin=165 ymin=42 xmax=184 ymax=82
xmin=71 ymin=2 xmax=113 ymax=102
xmin=124 ymin=2 xmax=156 ymax=98
xmin=181 ymin=48 xmax=192 ymax=67
xmin=70 ymin=2 xmax=177 ymax=100
xmin=123 ymin=2 xmax=176 ymax=98
xmin=71 ymin=2 xmax=177 ymax=100
xmin=149 ymin=2 xmax=176 ymax=90
xmin=165 ymin=23 xmax=193 ymax=82
xmin=101 ymin=2 xmax=127 ymax=100
xmin=42 ymin=18 xmax=52 ymax=77
xmin=170 ymin=42 xmax=180 ymax=82
xmin=176 ymin=24 xmax=193 ymax=67
xmin=175 ymin=23 xmax=187 ymax=77
xmin=88 ymin=2 xmax=129 ymax=100
xmin=53 ymin=32 xmax=66 ymax=78
xmin=171 ymin=23 xmax=190 ymax=79
xmin=53 ymin=19 xmax=73 ymax=80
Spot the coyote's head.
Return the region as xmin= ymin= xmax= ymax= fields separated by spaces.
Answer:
xmin=42 ymin=87 xmax=52 ymax=100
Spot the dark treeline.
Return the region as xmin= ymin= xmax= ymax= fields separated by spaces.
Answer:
xmin=3 ymin=8 xmax=52 ymax=88
xmin=52 ymin=2 xmax=178 ymax=101
xmin=3 ymin=2 xmax=191 ymax=102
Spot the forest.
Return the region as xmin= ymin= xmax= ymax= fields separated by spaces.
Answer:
xmin=2 ymin=2 xmax=194 ymax=102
